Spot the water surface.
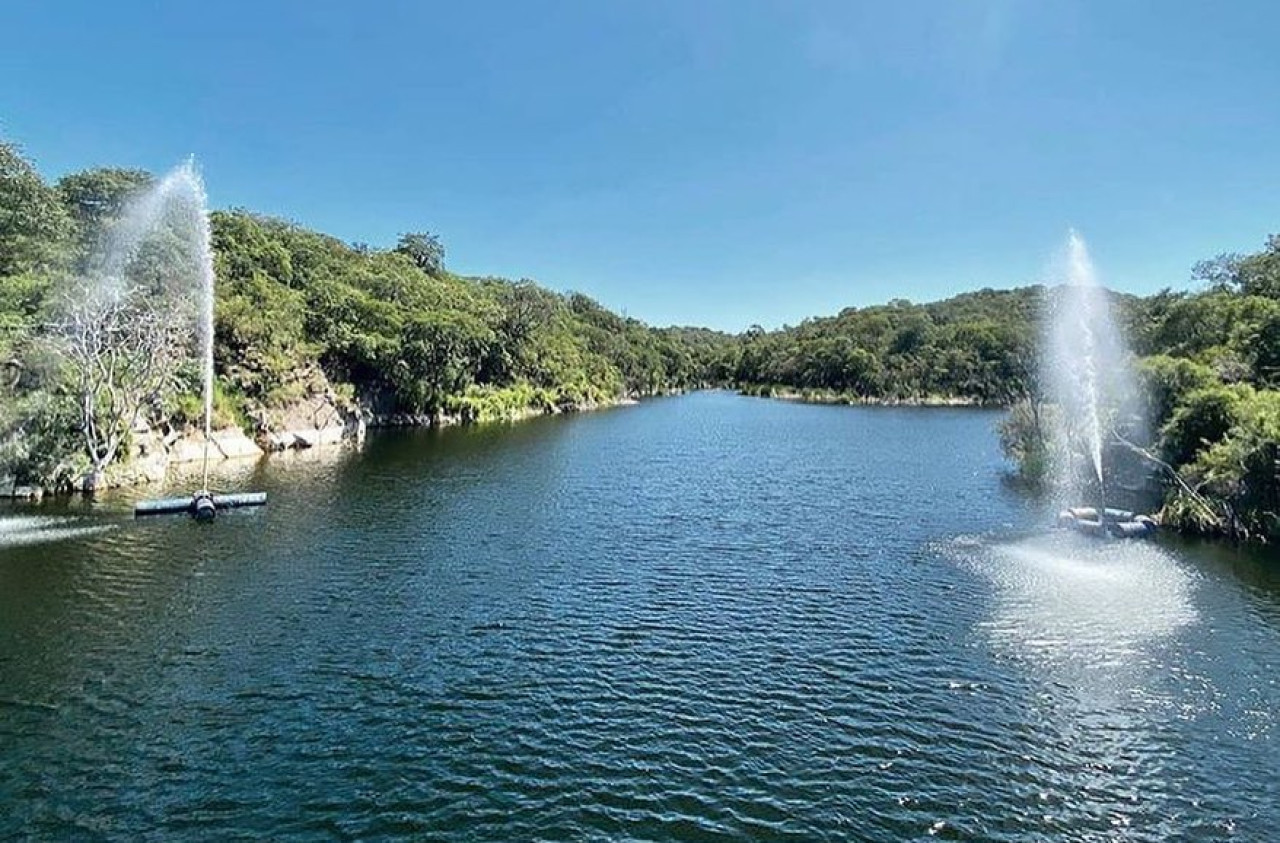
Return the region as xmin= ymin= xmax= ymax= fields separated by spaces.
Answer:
xmin=2 ymin=392 xmax=1277 ymax=840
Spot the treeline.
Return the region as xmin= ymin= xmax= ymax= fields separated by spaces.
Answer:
xmin=979 ymin=243 xmax=1279 ymax=542
xmin=726 ymin=287 xmax=1043 ymax=404
xmin=208 ymin=211 xmax=729 ymax=419
xmin=1119 ymin=244 xmax=1280 ymax=541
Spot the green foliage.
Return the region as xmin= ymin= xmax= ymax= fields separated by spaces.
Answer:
xmin=164 ymin=377 xmax=245 ymax=431
xmin=1086 ymin=234 xmax=1280 ymax=542
xmin=0 ymin=389 xmax=85 ymax=486
xmin=6 ymin=136 xmax=726 ymax=457
xmin=445 ymin=383 xmax=558 ymax=423
xmin=215 ymin=267 xmax=310 ymax=404
xmin=1166 ymin=388 xmax=1280 ymax=542
xmin=0 ymin=340 xmax=83 ymax=486
xmin=393 ymin=311 xmax=493 ymax=412
xmin=4 ymin=132 xmax=1277 ymax=545
xmin=57 ymin=168 xmax=153 ymax=243
xmin=998 ymin=399 xmax=1055 ymax=486
xmin=1193 ymin=237 xmax=1280 ymax=300
xmin=734 ymin=287 xmax=1039 ymax=403
xmin=395 ymin=231 xmax=445 ymax=276
xmin=204 ymin=211 xmax=722 ymax=424
xmin=0 ymin=140 xmax=75 ymax=485
xmin=1129 ymin=287 xmax=1280 ymax=387
xmin=0 ymin=140 xmax=73 ymax=278
xmin=1160 ymin=385 xmax=1246 ymax=466
xmin=0 ymin=271 xmax=55 ymax=325
xmin=1138 ymin=355 xmax=1215 ymax=429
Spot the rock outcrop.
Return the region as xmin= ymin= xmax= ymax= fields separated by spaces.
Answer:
xmin=167 ymin=428 xmax=264 ymax=464
xmin=3 ymin=365 xmax=368 ymax=499
xmin=255 ymin=389 xmax=365 ymax=452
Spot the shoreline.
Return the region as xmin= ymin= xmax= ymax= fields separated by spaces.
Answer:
xmin=739 ymin=386 xmax=1002 ymax=408
xmin=0 ymin=390 xmax=661 ymax=502
xmin=1 ymin=390 xmax=1268 ymax=548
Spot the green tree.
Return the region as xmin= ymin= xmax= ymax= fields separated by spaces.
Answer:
xmin=56 ymin=167 xmax=153 ymax=242
xmin=1170 ymin=388 xmax=1280 ymax=541
xmin=1138 ymin=355 xmax=1214 ymax=428
xmin=55 ymin=168 xmax=158 ymax=303
xmin=395 ymin=231 xmax=445 ymax=276
xmin=0 ymin=140 xmax=72 ymax=277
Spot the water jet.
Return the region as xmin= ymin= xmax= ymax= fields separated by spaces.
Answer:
xmin=114 ymin=160 xmax=267 ymax=520
xmin=1043 ymin=231 xmax=1153 ymax=539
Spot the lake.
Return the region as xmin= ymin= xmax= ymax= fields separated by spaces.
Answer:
xmin=1 ymin=391 xmax=1277 ymax=840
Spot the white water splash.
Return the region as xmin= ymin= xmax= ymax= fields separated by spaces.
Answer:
xmin=948 ymin=533 xmax=1198 ymax=688
xmin=0 ymin=516 xmax=114 ymax=548
xmin=982 ymin=535 xmax=1195 ymax=661
xmin=951 ymin=531 xmax=1205 ymax=833
xmin=178 ymin=161 xmax=217 ymax=486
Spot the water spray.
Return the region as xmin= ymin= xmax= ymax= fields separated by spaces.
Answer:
xmin=1045 ymin=230 xmax=1154 ymax=540
xmin=129 ymin=158 xmax=266 ymax=521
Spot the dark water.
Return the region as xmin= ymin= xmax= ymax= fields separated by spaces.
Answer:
xmin=2 ymin=392 xmax=1277 ymax=841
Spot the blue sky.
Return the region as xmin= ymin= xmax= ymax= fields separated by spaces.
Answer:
xmin=3 ymin=1 xmax=1278 ymax=330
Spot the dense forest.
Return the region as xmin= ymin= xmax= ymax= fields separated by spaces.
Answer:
xmin=729 ymin=287 xmax=1042 ymax=404
xmin=1115 ymin=246 xmax=1280 ymax=541
xmin=207 ymin=212 xmax=730 ymax=419
xmin=1 ymin=136 xmax=1277 ymax=541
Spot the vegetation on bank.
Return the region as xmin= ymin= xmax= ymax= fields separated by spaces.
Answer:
xmin=208 ymin=209 xmax=727 ymax=418
xmin=2 ymin=135 xmax=1277 ymax=542
xmin=729 ymin=287 xmax=1042 ymax=405
xmin=738 ymin=384 xmax=987 ymax=406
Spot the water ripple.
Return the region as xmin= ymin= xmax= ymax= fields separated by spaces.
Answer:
xmin=1 ymin=394 xmax=1278 ymax=840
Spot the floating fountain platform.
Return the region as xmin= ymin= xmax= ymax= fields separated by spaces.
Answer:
xmin=135 ymin=490 xmax=267 ymax=520
xmin=1056 ymin=507 xmax=1157 ymax=539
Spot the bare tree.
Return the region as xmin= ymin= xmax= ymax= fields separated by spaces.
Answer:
xmin=54 ymin=283 xmax=188 ymax=475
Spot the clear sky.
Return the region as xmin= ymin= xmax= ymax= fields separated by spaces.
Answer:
xmin=3 ymin=1 xmax=1278 ymax=330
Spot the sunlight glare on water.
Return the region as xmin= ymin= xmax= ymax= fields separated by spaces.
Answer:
xmin=968 ymin=533 xmax=1198 ymax=667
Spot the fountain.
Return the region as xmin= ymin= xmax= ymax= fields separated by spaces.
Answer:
xmin=104 ymin=160 xmax=266 ymax=520
xmin=1042 ymin=231 xmax=1154 ymax=539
